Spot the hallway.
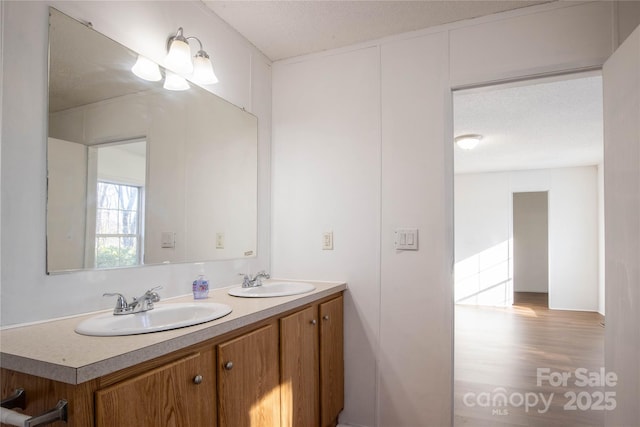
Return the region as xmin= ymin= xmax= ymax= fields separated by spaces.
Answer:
xmin=455 ymin=293 xmax=606 ymax=426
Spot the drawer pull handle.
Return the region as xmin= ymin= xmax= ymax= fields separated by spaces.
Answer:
xmin=310 ymin=319 xmax=317 ymax=325
xmin=193 ymin=375 xmax=203 ymax=385
xmin=323 ymin=315 xmax=330 ymax=321
xmin=224 ymin=361 xmax=234 ymax=370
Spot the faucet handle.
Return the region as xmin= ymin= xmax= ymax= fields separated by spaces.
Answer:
xmin=239 ymin=273 xmax=252 ymax=287
xmin=103 ymin=293 xmax=129 ymax=313
xmin=145 ymin=286 xmax=162 ymax=303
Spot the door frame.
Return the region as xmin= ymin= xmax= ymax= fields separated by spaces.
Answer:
xmin=449 ymin=67 xmax=606 ymax=422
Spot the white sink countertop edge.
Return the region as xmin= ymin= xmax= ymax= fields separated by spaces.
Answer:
xmin=0 ymin=280 xmax=346 ymax=385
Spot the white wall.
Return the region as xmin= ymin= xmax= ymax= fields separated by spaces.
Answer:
xmin=272 ymin=2 xmax=613 ymax=426
xmin=603 ymin=24 xmax=640 ymax=427
xmin=0 ymin=2 xmax=3 ymax=312
xmin=47 ymin=138 xmax=88 ymax=271
xmin=455 ymin=167 xmax=599 ymax=311
xmin=378 ymin=31 xmax=452 ymax=427
xmin=272 ymin=47 xmax=381 ymax=427
xmin=449 ymin=1 xmax=613 ymax=87
xmin=0 ymin=0 xmax=271 ymax=325
xmin=598 ymin=163 xmax=606 ymax=315
xmin=454 ymin=174 xmax=512 ymax=306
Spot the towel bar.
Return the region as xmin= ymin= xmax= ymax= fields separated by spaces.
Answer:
xmin=1 ymin=389 xmax=68 ymax=426
xmin=1 ymin=388 xmax=26 ymax=410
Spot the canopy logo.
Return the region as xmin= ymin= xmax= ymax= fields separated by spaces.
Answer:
xmin=462 ymin=367 xmax=617 ymax=416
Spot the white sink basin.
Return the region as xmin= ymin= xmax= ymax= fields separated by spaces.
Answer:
xmin=228 ymin=281 xmax=315 ymax=298
xmin=75 ymin=302 xmax=232 ymax=336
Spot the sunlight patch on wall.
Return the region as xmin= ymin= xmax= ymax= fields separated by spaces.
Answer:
xmin=455 ymin=240 xmax=513 ymax=306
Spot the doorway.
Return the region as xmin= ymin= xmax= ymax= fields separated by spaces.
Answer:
xmin=513 ymin=191 xmax=549 ymax=305
xmin=453 ymin=72 xmax=605 ymax=425
xmin=453 ymin=72 xmax=603 ymax=310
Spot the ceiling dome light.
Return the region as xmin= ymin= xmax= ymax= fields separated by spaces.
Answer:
xmin=131 ymin=55 xmax=162 ymax=82
xmin=163 ymin=71 xmax=190 ymax=91
xmin=455 ymin=134 xmax=483 ymax=150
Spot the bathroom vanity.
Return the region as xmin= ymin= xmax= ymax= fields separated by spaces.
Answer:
xmin=0 ymin=281 xmax=345 ymax=427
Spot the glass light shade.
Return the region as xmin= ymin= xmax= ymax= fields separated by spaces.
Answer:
xmin=131 ymin=55 xmax=162 ymax=82
xmin=192 ymin=54 xmax=218 ymax=85
xmin=165 ymin=38 xmax=193 ymax=74
xmin=455 ymin=134 xmax=483 ymax=150
xmin=163 ymin=71 xmax=190 ymax=91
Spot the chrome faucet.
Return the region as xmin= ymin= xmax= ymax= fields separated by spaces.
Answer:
xmin=241 ymin=271 xmax=270 ymax=288
xmin=103 ymin=286 xmax=162 ymax=315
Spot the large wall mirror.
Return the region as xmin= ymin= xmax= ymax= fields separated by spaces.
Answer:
xmin=47 ymin=8 xmax=258 ymax=273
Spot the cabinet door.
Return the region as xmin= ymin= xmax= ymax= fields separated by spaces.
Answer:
xmin=280 ymin=306 xmax=319 ymax=427
xmin=95 ymin=350 xmax=215 ymax=427
xmin=319 ymin=296 xmax=344 ymax=427
xmin=217 ymin=324 xmax=280 ymax=427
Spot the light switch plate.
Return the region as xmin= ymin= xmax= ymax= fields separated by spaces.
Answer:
xmin=161 ymin=231 xmax=175 ymax=248
xmin=322 ymin=232 xmax=334 ymax=250
xmin=216 ymin=232 xmax=225 ymax=249
xmin=395 ymin=228 xmax=418 ymax=250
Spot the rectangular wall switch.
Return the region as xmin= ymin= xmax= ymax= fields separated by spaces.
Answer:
xmin=395 ymin=228 xmax=419 ymax=250
xmin=322 ymin=232 xmax=334 ymax=250
xmin=216 ymin=232 xmax=225 ymax=249
xmin=161 ymin=231 xmax=175 ymax=248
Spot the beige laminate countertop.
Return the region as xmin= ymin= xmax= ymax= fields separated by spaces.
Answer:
xmin=0 ymin=280 xmax=346 ymax=385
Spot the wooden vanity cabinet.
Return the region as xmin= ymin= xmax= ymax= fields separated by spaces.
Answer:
xmin=217 ymin=323 xmax=280 ymax=427
xmin=95 ymin=348 xmax=216 ymax=427
xmin=0 ymin=292 xmax=344 ymax=427
xmin=280 ymin=295 xmax=344 ymax=427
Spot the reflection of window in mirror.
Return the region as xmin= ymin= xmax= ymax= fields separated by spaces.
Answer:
xmin=86 ymin=140 xmax=147 ymax=269
xmin=95 ymin=182 xmax=142 ymax=268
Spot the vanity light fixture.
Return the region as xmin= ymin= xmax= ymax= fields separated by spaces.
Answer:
xmin=455 ymin=134 xmax=483 ymax=150
xmin=131 ymin=55 xmax=162 ymax=82
xmin=166 ymin=27 xmax=219 ymax=85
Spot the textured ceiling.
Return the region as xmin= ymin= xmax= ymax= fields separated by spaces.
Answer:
xmin=203 ymin=0 xmax=551 ymax=61
xmin=454 ymin=74 xmax=603 ymax=174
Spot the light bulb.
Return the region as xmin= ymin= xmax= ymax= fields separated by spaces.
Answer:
xmin=165 ymin=38 xmax=193 ymax=75
xmin=163 ymin=71 xmax=190 ymax=91
xmin=131 ymin=55 xmax=162 ymax=82
xmin=192 ymin=52 xmax=218 ymax=85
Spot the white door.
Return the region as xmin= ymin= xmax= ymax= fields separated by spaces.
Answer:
xmin=603 ymin=25 xmax=640 ymax=426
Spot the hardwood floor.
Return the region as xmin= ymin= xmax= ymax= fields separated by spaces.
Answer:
xmin=455 ymin=293 xmax=605 ymax=427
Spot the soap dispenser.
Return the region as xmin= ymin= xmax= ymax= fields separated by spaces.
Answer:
xmin=192 ymin=268 xmax=209 ymax=299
